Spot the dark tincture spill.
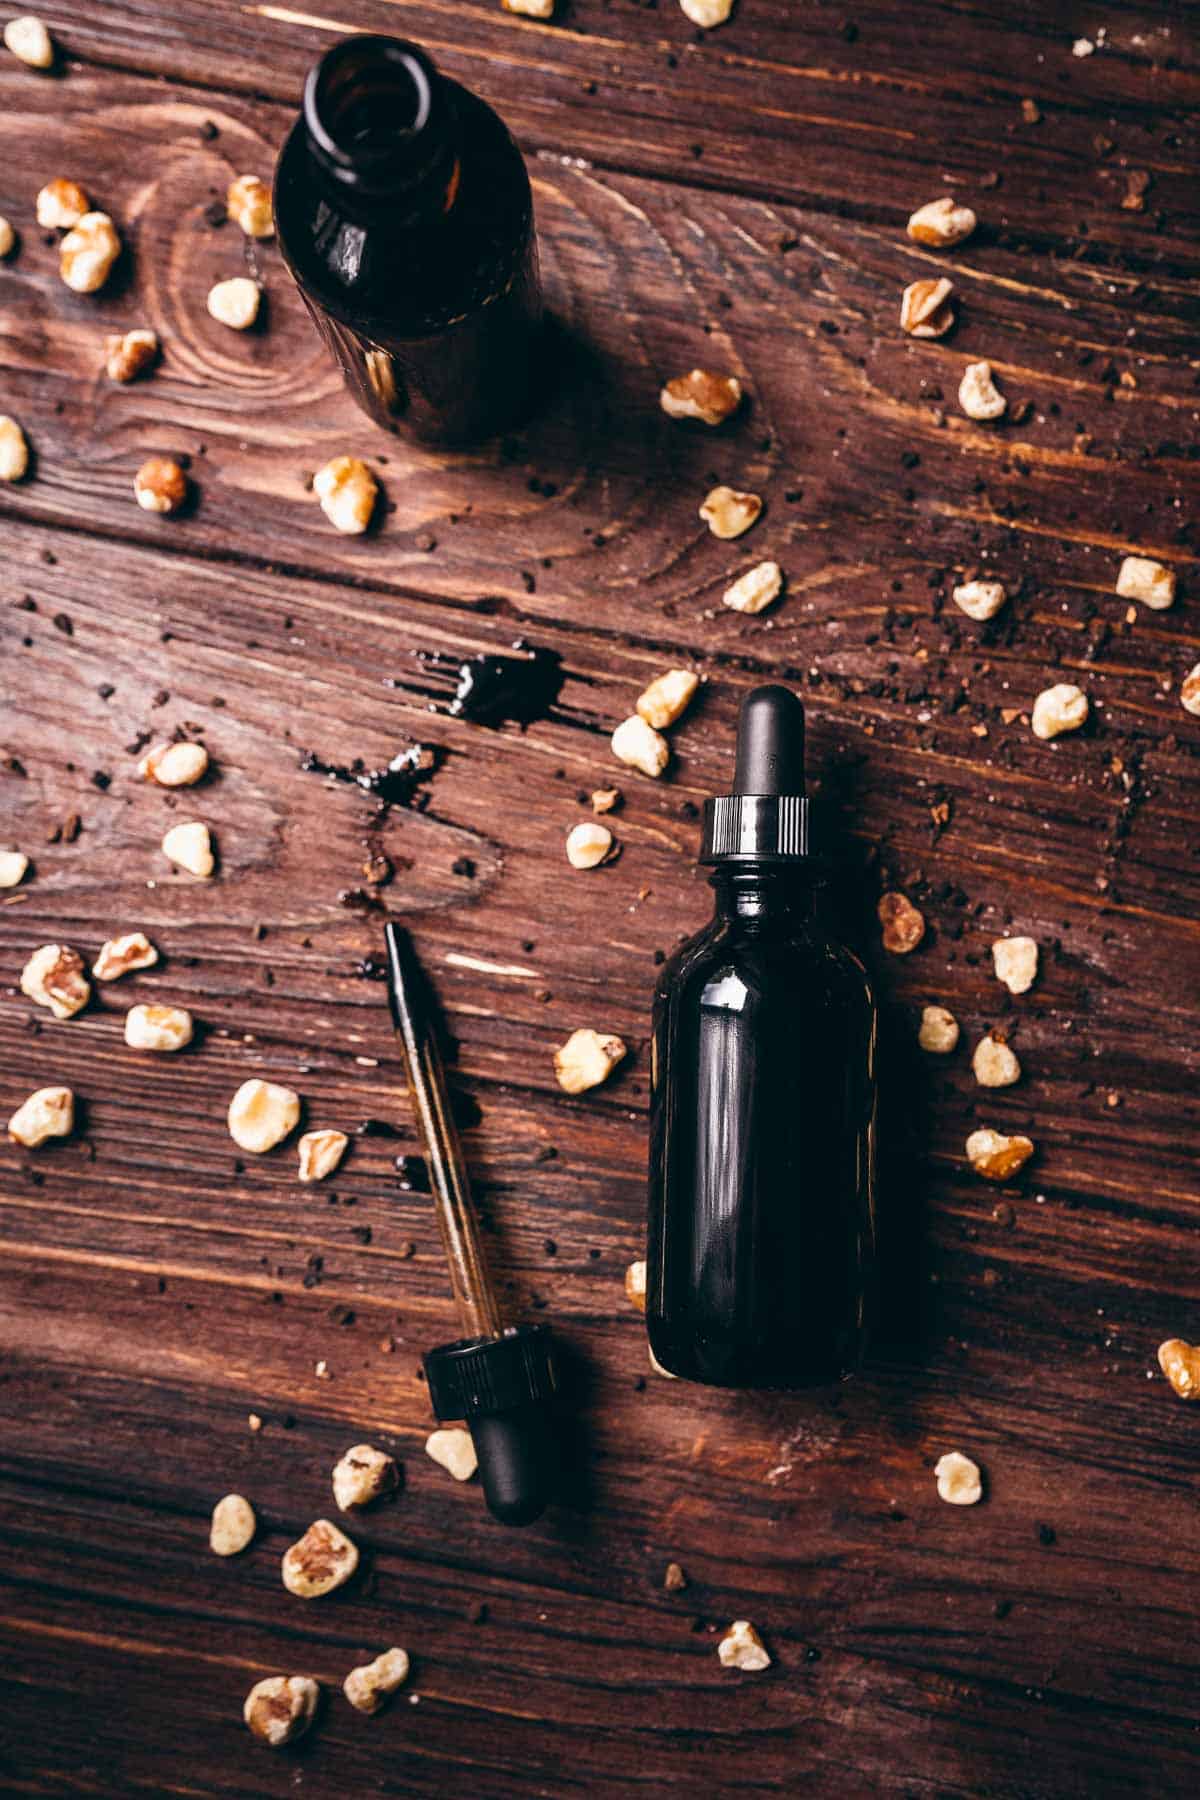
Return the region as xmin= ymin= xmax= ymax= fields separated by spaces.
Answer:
xmin=405 ymin=641 xmax=564 ymax=727
xmin=299 ymin=742 xmax=440 ymax=805
xmin=394 ymin=1153 xmax=432 ymax=1192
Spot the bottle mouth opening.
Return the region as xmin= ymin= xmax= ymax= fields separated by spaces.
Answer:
xmin=303 ymin=35 xmax=442 ymax=187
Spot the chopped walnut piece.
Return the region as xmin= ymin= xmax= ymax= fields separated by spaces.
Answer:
xmin=952 ymin=579 xmax=1007 ymax=621
xmin=1031 ymin=682 xmax=1088 ymax=741
xmin=332 ymin=1444 xmax=399 ymax=1511
xmin=162 ymin=820 xmax=214 ymax=877
xmin=7 ymin=1084 xmax=73 ymax=1147
xmin=566 ymin=821 xmax=614 ymax=870
xmin=281 ymin=1519 xmax=359 ymax=1598
xmin=1115 ymin=555 xmax=1175 ymax=610
xmin=591 ymin=787 xmax=621 ymax=814
xmin=966 ymin=1127 xmax=1034 ymax=1181
xmin=0 ymin=216 xmax=12 ymax=258
xmin=918 ymin=1004 xmax=959 ymax=1054
xmin=21 ymin=943 xmax=90 ymax=1019
xmin=93 ymin=931 xmax=159 ymax=982
xmin=664 ymin=1561 xmax=687 ymax=1591
xmin=958 ymin=360 xmax=1007 ymax=421
xmin=125 ymin=1003 xmax=194 ymax=1052
xmin=134 ymin=457 xmax=188 ymax=515
xmin=244 ymin=1675 xmax=320 ymax=1746
xmin=877 ymin=892 xmax=925 ymax=955
xmin=900 ymin=276 xmax=954 ymax=338
xmin=425 ymin=1426 xmax=478 ymax=1482
xmin=624 ymin=1258 xmax=647 ymax=1312
xmin=210 ymin=1493 xmax=256 ymax=1556
xmin=207 ymin=275 xmax=261 ymax=330
xmin=972 ymin=1032 xmax=1020 ymax=1088
xmin=934 ymin=1451 xmax=983 ymax=1505
xmin=700 ymin=485 xmax=762 ymax=540
xmin=554 ymin=1027 xmax=627 ymax=1094
xmin=660 ymin=367 xmax=743 ymax=425
xmin=226 ymin=173 xmax=274 ymax=238
xmin=59 ymin=212 xmax=120 ymax=293
xmin=680 ymin=0 xmax=733 ymax=24
xmin=637 ymin=669 xmax=699 ymax=730
xmin=313 ymin=455 xmax=379 ymax=534
xmin=717 ymin=1620 xmax=771 ymax=1671
xmin=105 ymin=327 xmax=159 ymax=383
xmin=0 ymin=415 xmax=29 ymax=481
xmin=723 ymin=559 xmax=782 ymax=615
xmin=36 ymin=177 xmax=88 ymax=229
xmin=0 ymin=849 xmax=29 ymax=888
xmin=5 ymin=13 xmax=53 ymax=66
xmin=228 ymin=1079 xmax=301 ymax=1153
xmin=343 ymin=1648 xmax=410 ymax=1714
xmin=1157 ymin=1339 xmax=1200 ymax=1401
xmin=992 ymin=936 xmax=1038 ymax=995
xmin=612 ymin=713 xmax=670 ymax=778
xmin=298 ymin=1128 xmax=348 ymax=1182
xmin=1181 ymin=664 xmax=1200 ymax=717
xmin=139 ymin=740 xmax=209 ymax=786
xmin=906 ymin=197 xmax=977 ymax=247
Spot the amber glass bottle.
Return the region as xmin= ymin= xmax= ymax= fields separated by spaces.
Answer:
xmin=275 ymin=35 xmax=542 ymax=445
xmin=646 ymin=687 xmax=877 ymax=1388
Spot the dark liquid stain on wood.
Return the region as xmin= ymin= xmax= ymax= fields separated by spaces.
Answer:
xmin=394 ymin=1154 xmax=431 ymax=1192
xmin=299 ymin=742 xmax=441 ymax=805
xmin=406 ymin=641 xmax=565 ymax=727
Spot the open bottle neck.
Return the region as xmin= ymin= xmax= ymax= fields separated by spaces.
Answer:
xmin=302 ymin=34 xmax=460 ymax=220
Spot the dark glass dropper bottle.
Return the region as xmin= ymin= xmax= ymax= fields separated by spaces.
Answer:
xmin=646 ymin=686 xmax=877 ymax=1388
xmin=275 ymin=35 xmax=542 ymax=445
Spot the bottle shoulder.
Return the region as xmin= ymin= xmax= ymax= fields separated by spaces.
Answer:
xmin=655 ymin=912 xmax=874 ymax=1014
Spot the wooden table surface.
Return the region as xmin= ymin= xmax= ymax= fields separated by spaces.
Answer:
xmin=1 ymin=2 xmax=1198 ymax=1795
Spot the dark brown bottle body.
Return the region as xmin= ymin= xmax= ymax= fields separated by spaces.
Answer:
xmin=647 ymin=867 xmax=877 ymax=1388
xmin=275 ymin=36 xmax=542 ymax=446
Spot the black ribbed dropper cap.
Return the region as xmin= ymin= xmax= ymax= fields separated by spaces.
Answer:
xmin=424 ymin=1326 xmax=558 ymax=1525
xmin=702 ymin=684 xmax=810 ymax=862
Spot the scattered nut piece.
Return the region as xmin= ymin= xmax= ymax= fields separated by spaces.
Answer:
xmin=972 ymin=1032 xmax=1020 ymax=1088
xmin=664 ymin=1561 xmax=687 ymax=1591
xmin=343 ymin=1648 xmax=410 ymax=1714
xmin=900 ymin=277 xmax=954 ymax=338
xmin=162 ymin=820 xmax=214 ymax=877
xmin=332 ymin=1444 xmax=399 ymax=1512
xmin=906 ymin=197 xmax=976 ymax=248
xmin=0 ymin=415 xmax=29 ymax=481
xmin=36 ymin=177 xmax=87 ymax=229
xmin=612 ymin=713 xmax=670 ymax=778
xmin=93 ymin=932 xmax=159 ymax=981
xmin=591 ymin=787 xmax=621 ymax=814
xmin=1181 ymin=664 xmax=1200 ymax=718
xmin=0 ymin=849 xmax=29 ymax=888
xmin=105 ymin=327 xmax=159 ymax=383
xmin=554 ymin=1027 xmax=627 ymax=1095
xmin=298 ymin=1127 xmax=349 ymax=1182
xmin=717 ymin=1620 xmax=771 ymax=1672
xmin=878 ymin=892 xmax=925 ymax=955
xmin=680 ymin=0 xmax=733 ymax=22
xmin=0 ymin=216 xmax=13 ymax=258
xmin=958 ymin=359 xmax=1007 ymax=421
xmin=566 ymin=821 xmax=614 ymax=870
xmin=1157 ymin=1339 xmax=1200 ymax=1401
xmin=134 ymin=457 xmax=188 ymax=516
xmin=125 ymin=1002 xmax=194 ymax=1052
xmin=992 ymin=936 xmax=1038 ymax=995
xmin=228 ymin=1078 xmax=301 ymax=1153
xmin=723 ymin=559 xmax=782 ymax=615
xmin=918 ymin=1005 xmax=959 ymax=1054
xmin=313 ymin=454 xmax=378 ymax=535
xmin=4 ymin=13 xmax=52 ymax=66
xmin=207 ymin=275 xmax=261 ymax=330
xmin=1115 ymin=555 xmax=1175 ymax=611
xmin=139 ymin=739 xmax=209 ymax=786
xmin=637 ymin=669 xmax=699 ymax=731
xmin=624 ymin=1258 xmax=647 ymax=1312
xmin=226 ymin=173 xmax=274 ymax=238
xmin=20 ymin=944 xmax=90 ymax=1019
xmin=60 ymin=211 xmax=121 ymax=293
xmin=660 ymin=367 xmax=743 ymax=425
xmin=425 ymin=1426 xmax=478 ymax=1482
xmin=244 ymin=1676 xmax=320 ymax=1747
xmin=966 ymin=1127 xmax=1034 ymax=1181
xmin=7 ymin=1084 xmax=73 ymax=1147
xmin=934 ymin=1450 xmax=983 ymax=1505
xmin=952 ymin=579 xmax=1007 ymax=622
xmin=210 ymin=1493 xmax=256 ymax=1556
xmin=700 ymin=485 xmax=762 ymax=540
xmin=281 ymin=1519 xmax=359 ymax=1598
xmin=1031 ymin=682 xmax=1088 ymax=741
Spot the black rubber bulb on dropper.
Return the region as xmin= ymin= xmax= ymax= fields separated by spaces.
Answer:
xmin=732 ymin=684 xmax=806 ymax=796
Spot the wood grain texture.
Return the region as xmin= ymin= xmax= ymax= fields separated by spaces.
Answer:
xmin=1 ymin=5 xmax=1199 ymax=1797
